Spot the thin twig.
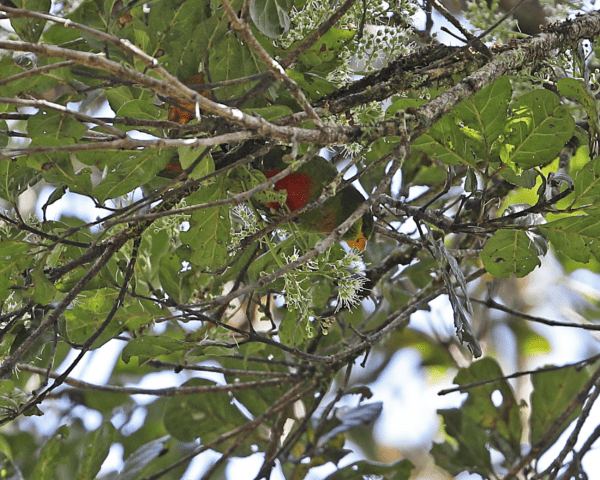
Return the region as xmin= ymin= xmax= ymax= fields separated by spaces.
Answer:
xmin=0 ymin=60 xmax=75 ymax=86
xmin=476 ymin=296 xmax=600 ymax=331
xmin=0 ymin=96 xmax=126 ymax=138
xmin=0 ymin=6 xmax=171 ymax=75
xmin=438 ymin=354 xmax=600 ymax=395
xmin=140 ymin=382 xmax=317 ymax=480
xmin=220 ymin=0 xmax=324 ymax=126
xmin=0 ymin=39 xmax=355 ymax=145
xmin=504 ymin=363 xmax=600 ymax=479
xmin=0 ymin=236 xmax=128 ymax=383
xmin=0 ymin=130 xmax=253 ymax=160
xmin=17 ymin=363 xmax=301 ymax=396
xmin=233 ymin=0 xmax=359 ymax=106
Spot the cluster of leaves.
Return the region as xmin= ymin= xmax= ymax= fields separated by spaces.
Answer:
xmin=2 ymin=0 xmax=600 ymax=479
xmin=408 ymin=74 xmax=600 ymax=279
xmin=434 ymin=357 xmax=593 ymax=478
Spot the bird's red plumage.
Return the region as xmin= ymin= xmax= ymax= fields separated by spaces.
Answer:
xmin=263 ymin=170 xmax=315 ymax=212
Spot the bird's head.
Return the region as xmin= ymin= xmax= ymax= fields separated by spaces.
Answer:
xmin=343 ymin=211 xmax=374 ymax=252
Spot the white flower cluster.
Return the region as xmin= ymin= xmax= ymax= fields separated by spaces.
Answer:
xmin=229 ymin=204 xmax=261 ymax=253
xmin=352 ymin=25 xmax=415 ymax=73
xmin=226 ymin=202 xmax=369 ymax=335
xmin=280 ymin=247 xmax=369 ymax=335
xmin=333 ymin=249 xmax=368 ymax=312
xmin=278 ymin=0 xmax=416 ymax=77
xmin=152 ymin=199 xmax=188 ymax=236
xmin=277 ymin=1 xmax=331 ymax=49
xmin=341 ymin=142 xmax=364 ymax=158
xmin=464 ymin=0 xmax=517 ymax=42
xmin=280 ymin=247 xmax=318 ymax=335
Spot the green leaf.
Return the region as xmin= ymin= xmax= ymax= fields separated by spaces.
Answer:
xmin=30 ymin=426 xmax=69 ymax=480
xmin=434 ymin=408 xmax=493 ymax=476
xmin=538 ymin=215 xmax=600 ymax=263
xmin=180 ymin=179 xmax=230 ymax=271
xmin=138 ymin=228 xmax=171 ymax=285
xmin=0 ymin=121 xmax=8 ymax=148
xmin=41 ymin=185 xmax=68 ymax=218
xmin=453 ymin=358 xmax=522 ymax=456
xmin=431 ymin=441 xmax=463 ymax=476
xmin=296 ymin=28 xmax=354 ymax=75
xmin=64 ymin=290 xmax=163 ymax=349
xmin=500 ymin=166 xmax=540 ymax=188
xmin=384 ymin=328 xmax=454 ymax=368
xmin=247 ymin=237 xmax=293 ymax=284
xmin=29 ymin=151 xmax=95 ymax=198
xmin=402 ymin=255 xmax=437 ymax=289
xmin=147 ymin=0 xmax=225 ymax=78
xmin=121 ymin=336 xmax=194 ymax=365
xmin=65 ymin=0 xmax=109 ymax=44
xmin=31 ymin=263 xmax=57 ymax=305
xmin=570 ymin=156 xmax=600 ymax=209
xmin=498 ymin=89 xmax=575 ymax=169
xmin=224 ymin=351 xmax=287 ymax=418
xmin=54 ymin=265 xmax=115 ymax=293
xmin=286 ymin=70 xmax=337 ymax=100
xmin=278 ymin=307 xmax=310 ymax=347
xmin=324 ymin=459 xmax=414 ymax=480
xmin=243 ymin=105 xmax=294 ymax=121
xmin=0 ymin=56 xmax=63 ymax=99
xmin=0 ymin=150 xmax=41 ymax=203
xmin=209 ymin=32 xmax=264 ymax=101
xmin=177 ymin=146 xmax=215 ymax=179
xmin=412 ymin=115 xmax=476 ymax=167
xmin=511 ymin=321 xmax=551 ymax=356
xmin=557 ymin=78 xmax=599 ymax=145
xmin=67 ymin=0 xmax=136 ymax=59
xmin=0 ymin=238 xmax=32 ymax=303
xmin=0 ymin=436 xmax=13 ymax=462
xmin=41 ymin=20 xmax=83 ymax=46
xmin=163 ymin=378 xmax=248 ymax=446
xmin=105 ymin=86 xmax=136 ymax=117
xmin=117 ymin=99 xmax=161 ymax=122
xmin=0 ymin=380 xmax=25 ymax=423
xmin=157 ymin=253 xmax=194 ymax=304
xmin=1 ymin=59 xmax=70 ymax=103
xmin=386 ymin=98 xmax=427 ymax=117
xmin=28 ymin=109 xmax=87 ymax=142
xmin=452 ymin=76 xmax=511 ymax=160
xmin=75 ymin=149 xmax=131 ymax=171
xmin=76 ymin=422 xmax=115 ymax=480
xmin=250 ymin=0 xmax=293 ymax=38
xmin=104 ymin=86 xmax=157 ymax=133
xmin=228 ymin=166 xmax=287 ymax=205
xmin=116 ymin=437 xmax=168 ymax=480
xmin=93 ymin=148 xmax=176 ymax=201
xmin=12 ymin=0 xmax=51 ymax=43
xmin=480 ymin=229 xmax=542 ymax=278
xmin=63 ymin=290 xmax=119 ymax=346
xmin=530 ymin=365 xmax=590 ymax=449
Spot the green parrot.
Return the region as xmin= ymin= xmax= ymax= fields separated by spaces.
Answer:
xmin=258 ymin=147 xmax=374 ymax=251
xmin=161 ymin=71 xmax=373 ymax=249
xmin=159 ymin=146 xmax=374 ymax=251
